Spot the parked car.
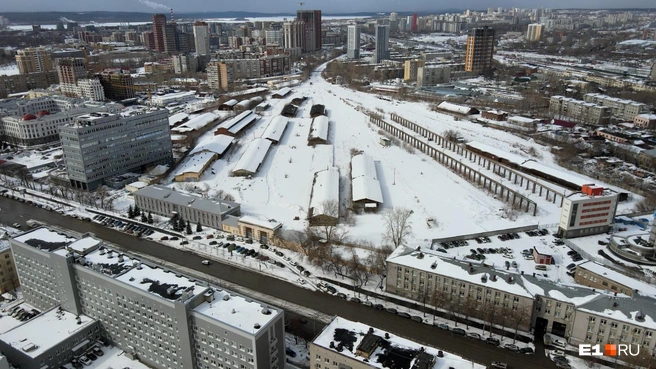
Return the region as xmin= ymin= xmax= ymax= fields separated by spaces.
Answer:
xmin=87 ymin=352 xmax=97 ymax=361
xmin=349 ymin=297 xmax=361 ymax=304
xmin=385 ymin=308 xmax=398 ymax=314
xmin=70 ymin=359 xmax=83 ymax=369
xmin=363 ymin=301 xmax=373 ymax=307
xmin=466 ymin=332 xmax=482 ymax=340
xmin=373 ymin=304 xmax=385 ymax=310
xmin=503 ymin=344 xmax=520 ymax=352
xmin=410 ymin=316 xmax=423 ymax=323
xmin=209 ymin=240 xmax=218 ymax=245
xmin=79 ymin=356 xmax=92 ymax=366
xmin=397 ymin=312 xmax=411 ymax=318
xmin=555 ymin=363 xmax=571 ymax=369
xmin=486 ymin=337 xmax=500 ymax=346
xmin=490 ymin=362 xmax=507 ymax=369
xmin=192 ymin=236 xmax=202 ymax=240
xmin=202 ymin=260 xmax=210 ymax=265
xmin=336 ymin=293 xmax=347 ymax=299
xmin=435 ymin=323 xmax=449 ymax=330
xmin=180 ymin=241 xmax=189 ymax=245
xmin=92 ymin=346 xmax=103 ymax=356
xmin=285 ymin=348 xmax=297 ymax=357
xmin=519 ymin=347 xmax=534 ymax=354
xmin=451 ymin=328 xmax=466 ymax=336
xmin=261 ymin=244 xmax=269 ymax=250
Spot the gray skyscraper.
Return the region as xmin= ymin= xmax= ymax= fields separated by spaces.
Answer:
xmin=347 ymin=25 xmax=360 ymax=59
xmin=193 ymin=21 xmax=210 ymax=56
xmin=60 ymin=109 xmax=173 ymax=190
xmin=373 ymin=25 xmax=390 ymax=64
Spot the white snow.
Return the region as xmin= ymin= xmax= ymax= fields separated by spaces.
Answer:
xmin=261 ymin=116 xmax=289 ymax=143
xmin=437 ymin=101 xmax=474 ymax=115
xmin=309 ymin=115 xmax=330 ymax=142
xmin=239 ymin=216 xmax=281 ymax=230
xmin=192 ymin=289 xmax=281 ymax=333
xmin=67 ymin=237 xmax=102 ymax=254
xmin=312 ymin=316 xmax=485 ymax=369
xmin=577 ymin=261 xmax=656 ymax=298
xmin=13 ymin=228 xmax=76 ymax=245
xmin=309 ymin=167 xmax=340 ymax=217
xmin=168 ymin=112 xmax=189 ymax=126
xmin=231 ymin=138 xmax=272 ymax=175
xmin=0 ymin=64 xmax=20 ymax=76
xmin=60 ymin=345 xmax=152 ymax=369
xmin=190 ymin=134 xmax=234 ymax=156
xmin=115 ymin=263 xmax=205 ymax=300
xmin=176 ymin=151 xmax=216 ymax=176
xmin=0 ymin=302 xmax=39 ymax=334
xmin=0 ymin=307 xmax=95 ymax=358
xmin=172 ymin=112 xmax=219 ymax=133
xmin=273 ymin=87 xmax=292 ymax=97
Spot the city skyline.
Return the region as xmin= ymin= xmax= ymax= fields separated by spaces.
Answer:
xmin=2 ymin=0 xmax=654 ymax=14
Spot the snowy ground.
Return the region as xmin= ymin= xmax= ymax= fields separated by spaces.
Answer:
xmin=0 ymin=64 xmax=19 ymax=76
xmin=410 ymin=33 xmax=468 ymax=44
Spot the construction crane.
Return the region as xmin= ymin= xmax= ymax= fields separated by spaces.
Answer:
xmin=299 ymin=2 xmax=305 ymax=10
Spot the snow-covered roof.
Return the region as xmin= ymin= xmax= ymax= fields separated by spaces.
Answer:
xmin=168 ymin=112 xmax=189 ymax=126
xmin=578 ymin=294 xmax=656 ymax=329
xmin=636 ymin=114 xmax=656 ymax=120
xmin=67 ymin=237 xmax=102 ymax=254
xmin=309 ymin=167 xmax=340 ymax=217
xmin=351 ymin=154 xmax=383 ymax=204
xmin=0 ymin=307 xmax=96 ymax=358
xmin=236 ymin=100 xmax=251 ymax=107
xmin=190 ymin=134 xmax=234 ymax=156
xmin=261 ymin=116 xmax=289 ymax=143
xmin=387 ymin=247 xmax=533 ymax=298
xmin=521 ymin=278 xmax=600 ymax=306
xmin=231 ymin=138 xmax=272 ymax=175
xmin=221 ymin=99 xmax=238 ymax=107
xmin=127 ymin=181 xmax=148 ymax=189
xmin=437 ymin=101 xmax=474 ymax=115
xmin=193 ymin=289 xmax=282 ymax=333
xmin=173 ymin=112 xmax=219 ymax=132
xmin=116 ymin=262 xmax=207 ymax=301
xmin=134 ymin=185 xmax=239 ymax=215
xmin=577 ymin=262 xmax=656 ymax=298
xmin=310 ymin=116 xmax=329 ymax=141
xmin=13 ymin=228 xmax=77 ymax=251
xmin=175 ymin=151 xmax=216 ymax=176
xmin=508 ymin=115 xmax=538 ymax=124
xmin=533 ymin=245 xmax=552 ymax=256
xmin=312 ymin=317 xmax=485 ymax=369
xmin=239 ymin=215 xmax=282 ymax=231
xmin=272 ymin=87 xmax=291 ymax=97
xmin=217 ymin=110 xmax=256 ymax=133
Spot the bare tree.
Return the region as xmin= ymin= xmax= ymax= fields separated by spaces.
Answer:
xmin=510 ymin=305 xmax=531 ymax=344
xmin=382 ymin=207 xmax=414 ymax=247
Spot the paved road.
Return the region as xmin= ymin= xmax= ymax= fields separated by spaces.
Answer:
xmin=0 ymin=197 xmax=557 ymax=369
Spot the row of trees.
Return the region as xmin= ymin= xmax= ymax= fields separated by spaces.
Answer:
xmin=168 ymin=214 xmax=202 ymax=234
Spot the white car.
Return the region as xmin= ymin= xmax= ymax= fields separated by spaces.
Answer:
xmin=201 ymin=260 xmax=210 ymax=265
xmin=297 ymin=278 xmax=306 ymax=285
xmin=490 ymin=362 xmax=507 ymax=369
xmin=12 ymin=223 xmax=20 ymax=228
xmin=502 ymin=253 xmax=514 ymax=259
xmin=551 ymin=350 xmax=565 ymax=357
xmin=79 ymin=355 xmax=92 ymax=366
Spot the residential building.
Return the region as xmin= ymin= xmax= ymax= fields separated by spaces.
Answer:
xmin=163 ymin=22 xmax=179 ymax=53
xmin=172 ymin=54 xmax=199 ymax=74
xmin=60 ymin=109 xmax=172 ymax=190
xmin=310 ymin=317 xmax=481 ymax=369
xmin=0 ymin=71 xmax=59 ymax=98
xmin=549 ymin=96 xmax=612 ymax=126
xmin=221 ymin=59 xmax=262 ymax=81
xmin=15 ymin=47 xmax=53 ymax=74
xmin=152 ymin=14 xmax=167 ymax=52
xmin=259 ymin=55 xmax=291 ymax=77
xmin=634 ymin=114 xmax=656 ymax=129
xmin=283 ymin=21 xmax=305 ymax=52
xmin=75 ymin=78 xmax=105 ymax=101
xmin=133 ymin=184 xmax=241 ymax=229
xmin=9 ymin=227 xmax=285 ymax=369
xmin=526 ymin=23 xmax=543 ymax=41
xmin=403 ymin=59 xmax=424 ymax=81
xmin=373 ymin=25 xmax=390 ymax=64
xmin=573 ymin=261 xmax=646 ymax=297
xmin=193 ymin=21 xmax=210 ymax=56
xmin=97 ymin=69 xmax=135 ymax=101
xmin=651 ymin=62 xmax=656 ymax=81
xmin=296 ymin=10 xmax=322 ymax=52
xmin=557 ymin=185 xmax=619 ymax=238
xmin=56 ymin=58 xmax=88 ymax=97
xmin=417 ymin=65 xmax=451 ymax=86
xmin=265 ymin=30 xmax=283 ymax=46
xmin=583 ymin=93 xmax=648 ymax=121
xmin=464 ymin=27 xmax=495 ymax=74
xmin=347 ymin=25 xmax=360 ymax=59
xmin=410 ymin=13 xmax=418 ymax=32
xmin=142 ymin=30 xmax=156 ymax=50
xmin=207 ymin=60 xmax=228 ymax=91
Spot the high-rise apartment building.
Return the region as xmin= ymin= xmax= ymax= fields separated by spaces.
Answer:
xmin=373 ymin=25 xmax=390 ymax=64
xmin=411 ymin=14 xmax=418 ymax=32
xmin=265 ymin=29 xmax=283 ymax=46
xmin=142 ymin=30 xmax=156 ymax=50
xmin=97 ymin=69 xmax=135 ymax=101
xmin=172 ymin=54 xmax=199 ymax=74
xmin=163 ymin=22 xmax=179 ymax=53
xmin=9 ymin=227 xmax=286 ymax=369
xmin=60 ymin=109 xmax=172 ymax=190
xmin=152 ymin=14 xmax=167 ymax=52
xmin=283 ymin=21 xmax=305 ymax=53
xmin=347 ymin=25 xmax=360 ymax=59
xmin=15 ymin=47 xmax=53 ymax=74
xmin=76 ymin=78 xmax=105 ymax=101
xmin=527 ymin=23 xmax=543 ymax=41
xmin=193 ymin=21 xmax=210 ymax=55
xmin=464 ymin=26 xmax=495 ymax=74
xmin=296 ymin=10 xmax=322 ymax=52
xmin=404 ymin=59 xmax=425 ymax=81
xmin=56 ymin=58 xmax=88 ymax=97
xmin=207 ymin=60 xmax=228 ymax=91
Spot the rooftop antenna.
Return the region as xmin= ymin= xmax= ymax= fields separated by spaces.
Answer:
xmin=299 ymin=2 xmax=305 ymax=10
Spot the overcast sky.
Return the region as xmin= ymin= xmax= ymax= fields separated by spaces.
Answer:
xmin=3 ymin=0 xmax=654 ymax=13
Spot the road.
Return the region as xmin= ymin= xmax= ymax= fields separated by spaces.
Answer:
xmin=0 ymin=196 xmax=557 ymax=369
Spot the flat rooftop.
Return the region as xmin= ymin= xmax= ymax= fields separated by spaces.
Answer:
xmin=115 ymin=262 xmax=207 ymax=301
xmin=0 ymin=307 xmax=95 ymax=358
xmin=193 ymin=289 xmax=281 ymax=333
xmin=0 ymin=302 xmax=40 ymax=334
xmin=313 ymin=317 xmax=485 ymax=369
xmin=13 ymin=227 xmax=77 ymax=252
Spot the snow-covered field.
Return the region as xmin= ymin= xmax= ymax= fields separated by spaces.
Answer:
xmin=159 ymin=62 xmax=638 ymax=247
xmin=410 ymin=33 xmax=468 ymax=44
xmin=0 ymin=64 xmax=19 ymax=76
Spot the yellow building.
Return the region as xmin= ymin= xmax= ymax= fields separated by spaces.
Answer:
xmin=0 ymin=241 xmax=19 ymax=293
xmin=403 ymin=59 xmax=424 ymax=81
